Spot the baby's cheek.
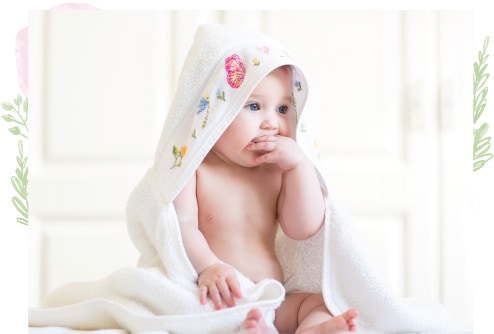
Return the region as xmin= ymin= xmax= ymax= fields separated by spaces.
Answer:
xmin=278 ymin=127 xmax=290 ymax=137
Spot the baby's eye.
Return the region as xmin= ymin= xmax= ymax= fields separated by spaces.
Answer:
xmin=246 ymin=103 xmax=260 ymax=112
xmin=277 ymin=105 xmax=288 ymax=114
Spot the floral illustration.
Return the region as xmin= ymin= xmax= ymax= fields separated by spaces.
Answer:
xmin=473 ymin=36 xmax=492 ymax=172
xmin=252 ymin=57 xmax=260 ymax=66
xmin=172 ymin=145 xmax=187 ymax=168
xmin=1 ymin=94 xmax=29 ymax=225
xmin=2 ymin=3 xmax=99 ymax=225
xmin=16 ymin=27 xmax=28 ymax=96
xmin=225 ymin=54 xmax=245 ymax=88
xmin=2 ymin=95 xmax=29 ymax=138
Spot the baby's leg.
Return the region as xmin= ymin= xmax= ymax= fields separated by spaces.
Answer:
xmin=275 ymin=292 xmax=358 ymax=334
xmin=240 ymin=308 xmax=278 ymax=334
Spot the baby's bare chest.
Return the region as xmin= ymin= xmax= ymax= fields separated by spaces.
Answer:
xmin=196 ymin=166 xmax=282 ymax=227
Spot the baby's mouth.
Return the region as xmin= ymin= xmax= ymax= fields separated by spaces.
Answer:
xmin=247 ymin=138 xmax=270 ymax=155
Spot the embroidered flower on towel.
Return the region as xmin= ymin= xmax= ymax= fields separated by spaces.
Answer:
xmin=292 ymin=93 xmax=298 ymax=123
xmin=256 ymin=45 xmax=269 ymax=54
xmin=314 ymin=140 xmax=321 ymax=159
xmin=196 ymin=95 xmax=211 ymax=129
xmin=197 ymin=96 xmax=209 ymax=114
xmin=172 ymin=145 xmax=187 ymax=168
xmin=294 ymin=80 xmax=302 ymax=92
xmin=216 ymin=88 xmax=225 ymax=101
xmin=225 ymin=54 xmax=245 ymax=88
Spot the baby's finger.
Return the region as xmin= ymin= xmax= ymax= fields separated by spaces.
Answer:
xmin=208 ymin=285 xmax=223 ymax=310
xmin=251 ymin=135 xmax=277 ymax=143
xmin=254 ymin=151 xmax=279 ymax=165
xmin=199 ymin=285 xmax=208 ymax=305
xmin=247 ymin=141 xmax=277 ymax=152
xmin=217 ymin=280 xmax=234 ymax=307
xmin=226 ymin=275 xmax=242 ymax=299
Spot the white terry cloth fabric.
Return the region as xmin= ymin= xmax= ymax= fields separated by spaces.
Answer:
xmin=30 ymin=23 xmax=467 ymax=333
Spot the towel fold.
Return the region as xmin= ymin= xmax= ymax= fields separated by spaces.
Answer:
xmin=29 ymin=23 xmax=467 ymax=333
xmin=31 ymin=266 xmax=284 ymax=333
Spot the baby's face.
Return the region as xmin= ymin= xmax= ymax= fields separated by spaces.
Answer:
xmin=212 ymin=66 xmax=293 ymax=167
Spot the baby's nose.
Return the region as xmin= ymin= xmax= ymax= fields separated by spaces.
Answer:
xmin=260 ymin=115 xmax=278 ymax=130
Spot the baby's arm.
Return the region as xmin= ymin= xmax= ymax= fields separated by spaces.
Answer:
xmin=173 ymin=174 xmax=242 ymax=309
xmin=248 ymin=135 xmax=325 ymax=239
xmin=278 ymin=155 xmax=325 ymax=239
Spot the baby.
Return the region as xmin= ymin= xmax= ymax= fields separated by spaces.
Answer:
xmin=173 ymin=65 xmax=358 ymax=333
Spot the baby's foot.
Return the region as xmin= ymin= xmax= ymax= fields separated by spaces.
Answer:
xmin=240 ymin=308 xmax=278 ymax=334
xmin=335 ymin=308 xmax=358 ymax=332
xmin=310 ymin=308 xmax=359 ymax=333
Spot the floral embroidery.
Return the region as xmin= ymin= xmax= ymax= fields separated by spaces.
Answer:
xmin=292 ymin=93 xmax=298 ymax=123
xmin=197 ymin=96 xmax=209 ymax=114
xmin=197 ymin=95 xmax=210 ymax=129
xmin=256 ymin=45 xmax=269 ymax=54
xmin=252 ymin=57 xmax=260 ymax=66
xmin=171 ymin=145 xmax=187 ymax=168
xmin=294 ymin=80 xmax=302 ymax=92
xmin=314 ymin=140 xmax=321 ymax=159
xmin=216 ymin=88 xmax=225 ymax=101
xmin=225 ymin=54 xmax=245 ymax=88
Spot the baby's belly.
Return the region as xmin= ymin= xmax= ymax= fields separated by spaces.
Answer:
xmin=214 ymin=244 xmax=284 ymax=283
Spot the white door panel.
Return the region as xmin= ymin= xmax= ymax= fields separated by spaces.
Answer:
xmin=38 ymin=220 xmax=139 ymax=300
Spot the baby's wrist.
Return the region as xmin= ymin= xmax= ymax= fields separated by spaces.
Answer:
xmin=197 ymin=259 xmax=221 ymax=275
xmin=282 ymin=156 xmax=309 ymax=172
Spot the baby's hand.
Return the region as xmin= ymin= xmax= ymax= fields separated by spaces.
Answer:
xmin=198 ymin=263 xmax=242 ymax=310
xmin=248 ymin=135 xmax=304 ymax=171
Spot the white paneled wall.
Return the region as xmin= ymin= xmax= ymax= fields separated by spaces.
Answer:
xmin=29 ymin=10 xmax=472 ymax=327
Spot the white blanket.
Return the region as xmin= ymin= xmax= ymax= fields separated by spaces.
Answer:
xmin=30 ymin=23 xmax=466 ymax=333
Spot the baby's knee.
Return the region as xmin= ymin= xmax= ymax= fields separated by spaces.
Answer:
xmin=299 ymin=293 xmax=327 ymax=317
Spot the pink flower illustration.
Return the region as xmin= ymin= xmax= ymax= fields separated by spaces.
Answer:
xmin=15 ymin=27 xmax=28 ymax=96
xmin=225 ymin=54 xmax=245 ymax=89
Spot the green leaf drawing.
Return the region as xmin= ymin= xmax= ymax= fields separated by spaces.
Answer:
xmin=23 ymin=98 xmax=28 ymax=114
xmin=2 ymin=114 xmax=15 ymax=122
xmin=10 ymin=140 xmax=29 ymax=223
xmin=473 ymin=36 xmax=493 ymax=172
xmin=1 ymin=102 xmax=13 ymax=111
xmin=1 ymin=95 xmax=29 ymax=225
xmin=16 ymin=217 xmax=28 ymax=225
xmin=9 ymin=126 xmax=22 ymax=136
xmin=12 ymin=197 xmax=28 ymax=219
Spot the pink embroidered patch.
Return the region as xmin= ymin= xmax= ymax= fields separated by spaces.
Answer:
xmin=225 ymin=54 xmax=245 ymax=88
xmin=256 ymin=45 xmax=269 ymax=54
